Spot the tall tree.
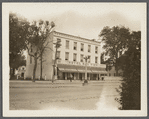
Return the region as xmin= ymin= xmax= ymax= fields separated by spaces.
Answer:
xmin=9 ymin=13 xmax=29 ymax=78
xmin=99 ymin=26 xmax=131 ymax=75
xmin=26 ymin=20 xmax=55 ymax=82
xmin=116 ymin=31 xmax=141 ymax=110
xmin=100 ymin=52 xmax=105 ymax=64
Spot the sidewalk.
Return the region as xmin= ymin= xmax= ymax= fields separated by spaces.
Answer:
xmin=10 ymin=79 xmax=122 ymax=84
xmin=9 ymin=79 xmax=122 ymax=89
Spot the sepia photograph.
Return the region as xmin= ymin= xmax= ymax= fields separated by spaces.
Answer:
xmin=2 ymin=2 xmax=147 ymax=117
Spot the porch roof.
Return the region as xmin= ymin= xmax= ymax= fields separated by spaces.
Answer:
xmin=57 ymin=64 xmax=107 ymax=74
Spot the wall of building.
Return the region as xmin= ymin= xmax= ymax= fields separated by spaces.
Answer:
xmin=25 ymin=31 xmax=103 ymax=80
xmin=52 ymin=32 xmax=101 ymax=64
xmin=25 ymin=33 xmax=54 ymax=80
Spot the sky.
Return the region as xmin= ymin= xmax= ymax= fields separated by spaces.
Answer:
xmin=7 ymin=3 xmax=145 ymax=40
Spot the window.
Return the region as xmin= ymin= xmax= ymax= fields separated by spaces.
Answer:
xmin=74 ymin=42 xmax=77 ymax=50
xmin=88 ymin=56 xmax=91 ymax=63
xmin=57 ymin=38 xmax=61 ymax=42
xmin=81 ymin=43 xmax=84 ymax=51
xmin=57 ymin=51 xmax=60 ymax=59
xmin=95 ymin=57 xmax=98 ymax=63
xmin=30 ymin=56 xmax=32 ymax=64
xmin=80 ymin=54 xmax=84 ymax=62
xmin=65 ymin=52 xmax=69 ymax=60
xmin=88 ymin=45 xmax=91 ymax=52
xmin=95 ymin=46 xmax=98 ymax=54
xmin=73 ymin=53 xmax=77 ymax=61
xmin=66 ymin=40 xmax=69 ymax=49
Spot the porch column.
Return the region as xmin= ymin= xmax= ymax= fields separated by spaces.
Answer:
xmin=65 ymin=73 xmax=67 ymax=80
xmin=81 ymin=73 xmax=83 ymax=80
xmin=99 ymin=74 xmax=101 ymax=80
xmin=74 ymin=73 xmax=76 ymax=80
xmin=88 ymin=73 xmax=90 ymax=80
xmin=90 ymin=74 xmax=92 ymax=80
xmin=78 ymin=73 xmax=79 ymax=80
xmin=96 ymin=74 xmax=98 ymax=80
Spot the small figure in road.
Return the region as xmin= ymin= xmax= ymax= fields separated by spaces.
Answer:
xmin=70 ymin=74 xmax=73 ymax=82
xmin=102 ymin=76 xmax=104 ymax=81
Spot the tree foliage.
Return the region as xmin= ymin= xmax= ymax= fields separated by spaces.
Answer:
xmin=116 ymin=31 xmax=141 ymax=110
xmin=100 ymin=52 xmax=105 ymax=64
xmin=99 ymin=25 xmax=141 ymax=109
xmin=99 ymin=26 xmax=131 ymax=75
xmin=26 ymin=20 xmax=55 ymax=82
xmin=9 ymin=13 xmax=55 ymax=81
xmin=9 ymin=13 xmax=29 ymax=54
xmin=9 ymin=13 xmax=29 ymax=78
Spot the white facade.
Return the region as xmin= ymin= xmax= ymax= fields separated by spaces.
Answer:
xmin=25 ymin=31 xmax=107 ymax=80
xmin=53 ymin=31 xmax=101 ymax=65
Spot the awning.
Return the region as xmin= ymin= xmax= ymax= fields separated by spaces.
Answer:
xmin=100 ymin=71 xmax=108 ymax=74
xmin=58 ymin=64 xmax=78 ymax=73
xmin=91 ymin=70 xmax=100 ymax=74
xmin=76 ymin=66 xmax=92 ymax=73
xmin=77 ymin=69 xmax=92 ymax=73
xmin=57 ymin=64 xmax=107 ymax=74
xmin=63 ymin=69 xmax=78 ymax=73
xmin=90 ymin=67 xmax=107 ymax=74
xmin=58 ymin=68 xmax=65 ymax=71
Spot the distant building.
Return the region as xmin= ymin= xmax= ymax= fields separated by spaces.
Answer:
xmin=16 ymin=66 xmax=26 ymax=78
xmin=25 ymin=31 xmax=107 ymax=80
xmin=107 ymin=66 xmax=123 ymax=76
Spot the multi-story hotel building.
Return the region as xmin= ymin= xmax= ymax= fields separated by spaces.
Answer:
xmin=25 ymin=31 xmax=107 ymax=80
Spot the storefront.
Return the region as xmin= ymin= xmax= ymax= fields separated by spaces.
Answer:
xmin=57 ymin=64 xmax=107 ymax=80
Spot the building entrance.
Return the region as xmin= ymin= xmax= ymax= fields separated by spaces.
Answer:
xmin=63 ymin=73 xmax=66 ymax=80
xmin=21 ymin=73 xmax=24 ymax=78
xmin=79 ymin=73 xmax=82 ymax=81
xmin=93 ymin=74 xmax=97 ymax=80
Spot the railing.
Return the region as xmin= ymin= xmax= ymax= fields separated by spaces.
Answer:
xmin=57 ymin=60 xmax=106 ymax=68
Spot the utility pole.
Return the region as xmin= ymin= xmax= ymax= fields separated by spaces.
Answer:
xmin=52 ymin=40 xmax=61 ymax=83
xmin=84 ymin=56 xmax=89 ymax=84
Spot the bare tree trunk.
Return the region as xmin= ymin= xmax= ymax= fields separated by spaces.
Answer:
xmin=52 ymin=48 xmax=57 ymax=83
xmin=33 ymin=57 xmax=37 ymax=82
xmin=116 ymin=68 xmax=118 ymax=76
xmin=10 ymin=67 xmax=15 ymax=79
xmin=40 ymin=54 xmax=43 ymax=80
xmin=115 ymin=57 xmax=119 ymax=76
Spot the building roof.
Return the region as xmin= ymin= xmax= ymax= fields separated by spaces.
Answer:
xmin=53 ymin=31 xmax=101 ymax=44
